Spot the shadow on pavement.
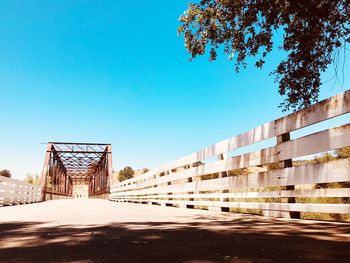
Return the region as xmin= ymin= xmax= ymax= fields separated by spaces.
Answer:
xmin=0 ymin=216 xmax=349 ymax=263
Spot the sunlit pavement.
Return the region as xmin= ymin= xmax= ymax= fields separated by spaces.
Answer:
xmin=0 ymin=199 xmax=349 ymax=263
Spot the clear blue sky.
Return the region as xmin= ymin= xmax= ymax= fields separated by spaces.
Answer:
xmin=0 ymin=0 xmax=349 ymax=180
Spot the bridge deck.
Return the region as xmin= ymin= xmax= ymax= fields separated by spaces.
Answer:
xmin=0 ymin=199 xmax=349 ymax=263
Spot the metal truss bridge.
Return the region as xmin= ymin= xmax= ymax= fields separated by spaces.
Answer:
xmin=40 ymin=142 xmax=113 ymax=200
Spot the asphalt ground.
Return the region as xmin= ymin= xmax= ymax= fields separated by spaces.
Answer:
xmin=0 ymin=199 xmax=349 ymax=263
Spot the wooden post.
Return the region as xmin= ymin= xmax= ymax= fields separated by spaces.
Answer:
xmin=165 ymin=170 xmax=173 ymax=206
xmin=186 ymin=164 xmax=195 ymax=209
xmin=208 ymin=154 xmax=230 ymax=212
xmin=219 ymin=154 xmax=230 ymax=212
xmin=276 ymin=132 xmax=300 ymax=219
xmin=175 ymin=165 xmax=195 ymax=209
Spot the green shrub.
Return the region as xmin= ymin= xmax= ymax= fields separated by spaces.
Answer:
xmin=118 ymin=166 xmax=134 ymax=182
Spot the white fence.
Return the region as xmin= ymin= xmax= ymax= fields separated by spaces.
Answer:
xmin=110 ymin=90 xmax=350 ymax=219
xmin=0 ymin=175 xmax=41 ymax=206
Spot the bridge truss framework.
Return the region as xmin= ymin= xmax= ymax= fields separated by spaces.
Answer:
xmin=40 ymin=142 xmax=113 ymax=200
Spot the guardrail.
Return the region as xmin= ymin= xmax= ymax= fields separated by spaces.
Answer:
xmin=110 ymin=90 xmax=350 ymax=218
xmin=0 ymin=175 xmax=41 ymax=206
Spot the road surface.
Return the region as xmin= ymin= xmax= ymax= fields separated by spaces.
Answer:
xmin=0 ymin=199 xmax=349 ymax=263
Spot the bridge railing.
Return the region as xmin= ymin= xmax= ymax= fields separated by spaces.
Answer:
xmin=110 ymin=90 xmax=350 ymax=218
xmin=0 ymin=175 xmax=41 ymax=206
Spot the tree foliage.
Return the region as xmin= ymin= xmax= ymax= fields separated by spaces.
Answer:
xmin=178 ymin=0 xmax=350 ymax=110
xmin=118 ymin=166 xmax=135 ymax=182
xmin=0 ymin=169 xmax=11 ymax=178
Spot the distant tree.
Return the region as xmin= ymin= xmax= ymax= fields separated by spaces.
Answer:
xmin=25 ymin=174 xmax=40 ymax=185
xmin=118 ymin=166 xmax=135 ymax=182
xmin=192 ymin=161 xmax=203 ymax=167
xmin=142 ymin=168 xmax=150 ymax=174
xmin=336 ymin=146 xmax=350 ymax=159
xmin=314 ymin=153 xmax=337 ymax=164
xmin=0 ymin=169 xmax=11 ymax=178
xmin=228 ymin=168 xmax=249 ymax=176
xmin=26 ymin=174 xmax=33 ymax=184
xmin=178 ymin=1 xmax=350 ymax=111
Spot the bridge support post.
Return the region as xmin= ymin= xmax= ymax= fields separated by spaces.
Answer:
xmin=40 ymin=143 xmax=53 ymax=201
xmin=107 ymin=145 xmax=113 ymax=192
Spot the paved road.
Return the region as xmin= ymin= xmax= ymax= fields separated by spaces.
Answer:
xmin=0 ymin=199 xmax=349 ymax=263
